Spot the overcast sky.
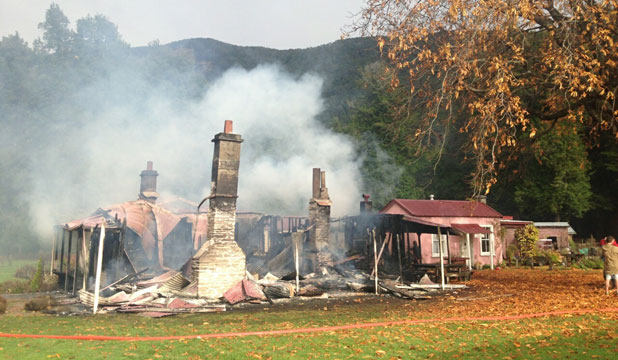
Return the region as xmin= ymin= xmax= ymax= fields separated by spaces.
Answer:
xmin=0 ymin=0 xmax=366 ymax=49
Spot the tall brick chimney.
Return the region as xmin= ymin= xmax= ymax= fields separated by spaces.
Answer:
xmin=139 ymin=161 xmax=159 ymax=203
xmin=192 ymin=120 xmax=246 ymax=298
xmin=360 ymin=193 xmax=373 ymax=214
xmin=308 ymin=168 xmax=332 ymax=271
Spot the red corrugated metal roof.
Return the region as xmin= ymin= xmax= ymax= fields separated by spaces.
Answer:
xmin=500 ymin=219 xmax=532 ymax=227
xmin=382 ymin=199 xmax=502 ymax=218
xmin=64 ymin=200 xmax=181 ymax=241
xmin=451 ymin=223 xmax=492 ymax=234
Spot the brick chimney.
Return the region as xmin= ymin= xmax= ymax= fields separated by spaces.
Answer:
xmin=192 ymin=120 xmax=246 ymax=298
xmin=360 ymin=193 xmax=373 ymax=214
xmin=139 ymin=161 xmax=159 ymax=203
xmin=308 ymin=168 xmax=332 ymax=271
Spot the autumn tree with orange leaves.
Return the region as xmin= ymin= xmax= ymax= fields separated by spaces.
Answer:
xmin=352 ymin=0 xmax=618 ymax=195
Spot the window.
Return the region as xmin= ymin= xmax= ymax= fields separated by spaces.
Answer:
xmin=481 ymin=233 xmax=491 ymax=255
xmin=480 ymin=225 xmax=493 ymax=256
xmin=431 ymin=234 xmax=448 ymax=257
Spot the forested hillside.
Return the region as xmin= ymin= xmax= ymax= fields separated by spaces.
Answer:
xmin=0 ymin=4 xmax=615 ymax=256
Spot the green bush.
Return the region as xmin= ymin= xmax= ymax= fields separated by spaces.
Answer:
xmin=540 ymin=249 xmax=562 ymax=265
xmin=0 ymin=279 xmax=31 ymax=293
xmin=505 ymin=244 xmax=519 ymax=264
xmin=30 ymin=258 xmax=43 ymax=292
xmin=575 ymin=257 xmax=604 ymax=270
xmin=515 ymin=224 xmax=539 ymax=265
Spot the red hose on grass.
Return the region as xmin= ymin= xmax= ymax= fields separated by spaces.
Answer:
xmin=1 ymin=307 xmax=617 ymax=341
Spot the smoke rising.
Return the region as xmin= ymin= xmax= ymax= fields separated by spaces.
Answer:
xmin=24 ymin=64 xmax=362 ymax=242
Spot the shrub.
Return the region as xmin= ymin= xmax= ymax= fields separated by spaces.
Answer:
xmin=14 ymin=264 xmax=36 ymax=279
xmin=515 ymin=224 xmax=539 ymax=265
xmin=539 ymin=249 xmax=563 ymax=269
xmin=0 ymin=279 xmax=30 ymax=294
xmin=0 ymin=296 xmax=6 ymax=314
xmin=41 ymin=273 xmax=59 ymax=292
xmin=24 ymin=296 xmax=57 ymax=312
xmin=540 ymin=250 xmax=562 ymax=264
xmin=30 ymin=258 xmax=43 ymax=292
xmin=575 ymin=258 xmax=604 ymax=270
xmin=505 ymin=244 xmax=519 ymax=265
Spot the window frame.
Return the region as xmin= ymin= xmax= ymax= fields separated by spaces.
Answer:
xmin=480 ymin=225 xmax=493 ymax=256
xmin=431 ymin=234 xmax=449 ymax=258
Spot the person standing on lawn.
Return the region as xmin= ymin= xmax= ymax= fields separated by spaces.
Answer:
xmin=602 ymin=236 xmax=618 ymax=295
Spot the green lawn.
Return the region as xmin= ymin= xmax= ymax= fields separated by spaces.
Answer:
xmin=2 ymin=268 xmax=616 ymax=359
xmin=0 ymin=259 xmax=37 ymax=283
xmin=1 ymin=305 xmax=616 ymax=359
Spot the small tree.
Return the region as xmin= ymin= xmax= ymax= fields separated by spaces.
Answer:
xmin=515 ymin=224 xmax=539 ymax=266
xmin=30 ymin=258 xmax=43 ymax=292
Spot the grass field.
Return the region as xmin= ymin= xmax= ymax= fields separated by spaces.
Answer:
xmin=0 ymin=314 xmax=616 ymax=359
xmin=1 ymin=268 xmax=617 ymax=359
xmin=0 ymin=259 xmax=37 ymax=283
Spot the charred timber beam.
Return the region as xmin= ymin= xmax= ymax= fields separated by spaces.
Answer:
xmin=64 ymin=230 xmax=73 ymax=292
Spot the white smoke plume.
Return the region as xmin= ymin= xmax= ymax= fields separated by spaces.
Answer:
xmin=28 ymin=64 xmax=362 ymax=239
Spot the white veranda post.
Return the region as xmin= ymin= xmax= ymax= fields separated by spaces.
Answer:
xmin=489 ymin=228 xmax=495 ymax=270
xmin=466 ymin=233 xmax=472 ymax=271
xmin=93 ymin=221 xmax=105 ymax=314
xmin=437 ymin=226 xmax=445 ymax=290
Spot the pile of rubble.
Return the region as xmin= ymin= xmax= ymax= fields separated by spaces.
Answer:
xmin=74 ymin=259 xmax=464 ymax=317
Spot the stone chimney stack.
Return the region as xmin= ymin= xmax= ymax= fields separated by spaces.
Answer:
xmin=308 ymin=168 xmax=332 ymax=271
xmin=360 ymin=194 xmax=373 ymax=214
xmin=192 ymin=120 xmax=246 ymax=299
xmin=478 ymin=195 xmax=487 ymax=204
xmin=139 ymin=161 xmax=159 ymax=203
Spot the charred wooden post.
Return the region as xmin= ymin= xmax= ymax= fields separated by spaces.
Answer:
xmin=64 ymin=230 xmax=73 ymax=291
xmin=396 ymin=233 xmax=403 ymax=279
xmin=82 ymin=228 xmax=89 ymax=291
xmin=192 ymin=120 xmax=246 ymax=299
xmin=416 ymin=232 xmax=422 ymax=264
xmin=308 ymin=168 xmax=332 ymax=271
xmin=59 ymin=230 xmax=66 ymax=276
xmin=72 ymin=229 xmax=81 ymax=294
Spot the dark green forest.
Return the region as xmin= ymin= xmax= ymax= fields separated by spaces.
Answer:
xmin=1 ymin=5 xmax=616 ymax=256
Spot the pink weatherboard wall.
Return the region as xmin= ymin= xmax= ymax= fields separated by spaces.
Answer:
xmin=382 ymin=202 xmax=503 ymax=267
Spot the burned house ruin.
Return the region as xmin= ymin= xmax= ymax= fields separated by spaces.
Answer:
xmin=48 ymin=119 xmax=480 ymax=316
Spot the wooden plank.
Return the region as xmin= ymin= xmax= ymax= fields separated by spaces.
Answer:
xmin=370 ymin=232 xmax=390 ymax=278
xmin=446 ymin=231 xmax=452 ymax=265
xmin=373 ymin=228 xmax=378 ymax=294
xmin=72 ymin=229 xmax=81 ymax=295
xmin=59 ymin=230 xmax=66 ymax=276
xmin=93 ymin=222 xmax=106 ymax=314
xmin=396 ymin=233 xmax=403 ymax=279
xmin=82 ymin=228 xmax=89 ymax=291
xmin=437 ymin=226 xmax=445 ymax=290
